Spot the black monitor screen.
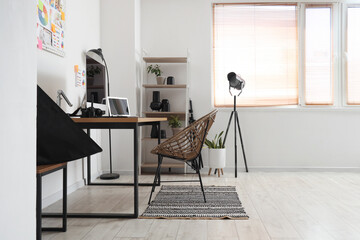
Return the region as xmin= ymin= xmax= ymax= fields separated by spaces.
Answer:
xmin=86 ymin=56 xmax=106 ymax=104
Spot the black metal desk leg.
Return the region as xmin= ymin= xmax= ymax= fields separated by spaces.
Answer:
xmin=62 ymin=166 xmax=67 ymax=231
xmin=157 ymin=121 xmax=161 ymax=184
xmin=134 ymin=125 xmax=139 ymax=217
xmin=36 ymin=174 xmax=42 ymax=240
xmin=87 ymin=129 xmax=92 ymax=185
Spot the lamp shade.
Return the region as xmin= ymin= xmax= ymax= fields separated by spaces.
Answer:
xmin=227 ymin=72 xmax=245 ymax=91
xmin=86 ymin=48 xmax=104 ymax=65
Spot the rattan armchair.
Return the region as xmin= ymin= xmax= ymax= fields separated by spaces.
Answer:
xmin=148 ymin=110 xmax=218 ymax=204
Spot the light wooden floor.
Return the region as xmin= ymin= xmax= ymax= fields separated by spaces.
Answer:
xmin=42 ymin=172 xmax=360 ymax=240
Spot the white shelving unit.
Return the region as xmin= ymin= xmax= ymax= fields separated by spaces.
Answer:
xmin=140 ymin=53 xmax=190 ymax=174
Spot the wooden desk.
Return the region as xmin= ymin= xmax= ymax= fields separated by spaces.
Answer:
xmin=71 ymin=117 xmax=167 ymax=184
xmin=54 ymin=117 xmax=165 ymax=219
xmin=72 ymin=117 xmax=166 ymax=123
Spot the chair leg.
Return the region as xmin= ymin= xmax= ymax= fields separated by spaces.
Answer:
xmin=196 ymin=161 xmax=206 ymax=203
xmin=148 ymin=156 xmax=163 ymax=205
xmin=199 ymin=153 xmax=204 ymax=168
xmin=208 ymin=168 xmax=212 ymax=175
xmin=154 ymin=156 xmax=163 ymax=192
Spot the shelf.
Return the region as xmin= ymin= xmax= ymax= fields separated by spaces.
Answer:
xmin=143 ymin=84 xmax=187 ymax=89
xmin=142 ymin=137 xmax=168 ymax=141
xmin=141 ymin=163 xmax=185 ymax=169
xmin=144 ymin=112 xmax=186 ymax=120
xmin=143 ymin=57 xmax=187 ymax=63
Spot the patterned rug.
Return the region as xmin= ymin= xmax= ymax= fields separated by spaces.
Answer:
xmin=140 ymin=185 xmax=249 ymax=220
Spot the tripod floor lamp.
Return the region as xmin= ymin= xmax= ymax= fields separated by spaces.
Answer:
xmin=223 ymin=72 xmax=248 ymax=177
xmin=87 ymin=48 xmax=119 ymax=180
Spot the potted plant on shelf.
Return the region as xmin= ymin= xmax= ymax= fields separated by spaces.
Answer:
xmin=86 ymin=65 xmax=102 ymax=85
xmin=204 ymin=131 xmax=226 ymax=177
xmin=147 ymin=64 xmax=166 ymax=85
xmin=168 ymin=115 xmax=183 ymax=136
xmin=87 ymin=65 xmax=102 ymax=78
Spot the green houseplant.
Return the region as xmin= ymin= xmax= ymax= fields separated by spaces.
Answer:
xmin=147 ymin=64 xmax=166 ymax=85
xmin=205 ymin=131 xmax=226 ymax=177
xmin=205 ymin=131 xmax=225 ymax=149
xmin=168 ymin=115 xmax=183 ymax=136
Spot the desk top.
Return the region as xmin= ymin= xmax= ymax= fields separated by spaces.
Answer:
xmin=72 ymin=117 xmax=167 ymax=123
xmin=37 ymin=163 xmax=67 ymax=174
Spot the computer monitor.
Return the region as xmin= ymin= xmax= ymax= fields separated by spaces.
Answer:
xmin=86 ymin=55 xmax=106 ymax=104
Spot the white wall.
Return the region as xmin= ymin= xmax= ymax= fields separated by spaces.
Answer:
xmin=100 ymin=0 xmax=140 ymax=173
xmin=37 ymin=0 xmax=103 ymax=206
xmin=0 ymin=1 xmax=37 ymax=239
xmin=141 ymin=0 xmax=360 ymax=170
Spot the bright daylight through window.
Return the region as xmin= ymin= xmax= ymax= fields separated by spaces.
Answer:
xmin=347 ymin=7 xmax=360 ymax=105
xmin=213 ymin=3 xmax=360 ymax=107
xmin=305 ymin=6 xmax=333 ymax=105
xmin=213 ymin=4 xmax=298 ymax=107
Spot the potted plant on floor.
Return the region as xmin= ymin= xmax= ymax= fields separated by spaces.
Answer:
xmin=147 ymin=64 xmax=165 ymax=85
xmin=168 ymin=115 xmax=183 ymax=136
xmin=205 ymin=131 xmax=226 ymax=177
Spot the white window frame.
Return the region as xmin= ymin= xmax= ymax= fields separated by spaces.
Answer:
xmin=342 ymin=3 xmax=360 ymax=108
xmin=211 ymin=1 xmax=360 ymax=111
xmin=299 ymin=3 xmax=340 ymax=107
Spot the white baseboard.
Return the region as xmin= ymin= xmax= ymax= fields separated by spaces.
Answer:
xmin=201 ymin=166 xmax=360 ymax=173
xmin=101 ymin=170 xmax=134 ymax=175
xmin=92 ymin=170 xmax=102 ymax=181
xmin=42 ymin=179 xmax=85 ymax=208
xmin=105 ymin=167 xmax=360 ymax=175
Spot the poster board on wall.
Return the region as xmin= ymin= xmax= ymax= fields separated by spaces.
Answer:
xmin=36 ymin=0 xmax=65 ymax=57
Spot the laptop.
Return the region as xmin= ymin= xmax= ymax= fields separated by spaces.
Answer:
xmin=107 ymin=97 xmax=135 ymax=117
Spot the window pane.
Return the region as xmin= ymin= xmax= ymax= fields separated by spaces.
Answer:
xmin=213 ymin=4 xmax=298 ymax=107
xmin=347 ymin=7 xmax=360 ymax=105
xmin=305 ymin=7 xmax=333 ymax=105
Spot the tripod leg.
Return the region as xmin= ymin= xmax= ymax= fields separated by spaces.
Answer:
xmin=234 ymin=111 xmax=237 ymax=178
xmin=199 ymin=153 xmax=204 ymax=169
xmin=235 ymin=112 xmax=248 ymax=172
xmin=223 ymin=111 xmax=234 ymax=145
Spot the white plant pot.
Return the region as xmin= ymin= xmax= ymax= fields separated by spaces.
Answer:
xmin=156 ymin=76 xmax=166 ymax=85
xmin=208 ymin=148 xmax=226 ymax=169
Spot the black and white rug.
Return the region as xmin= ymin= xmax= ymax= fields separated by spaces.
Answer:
xmin=140 ymin=185 xmax=249 ymax=220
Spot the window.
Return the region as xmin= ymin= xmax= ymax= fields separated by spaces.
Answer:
xmin=304 ymin=5 xmax=333 ymax=105
xmin=213 ymin=3 xmax=360 ymax=108
xmin=347 ymin=6 xmax=360 ymax=105
xmin=213 ymin=4 xmax=298 ymax=107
